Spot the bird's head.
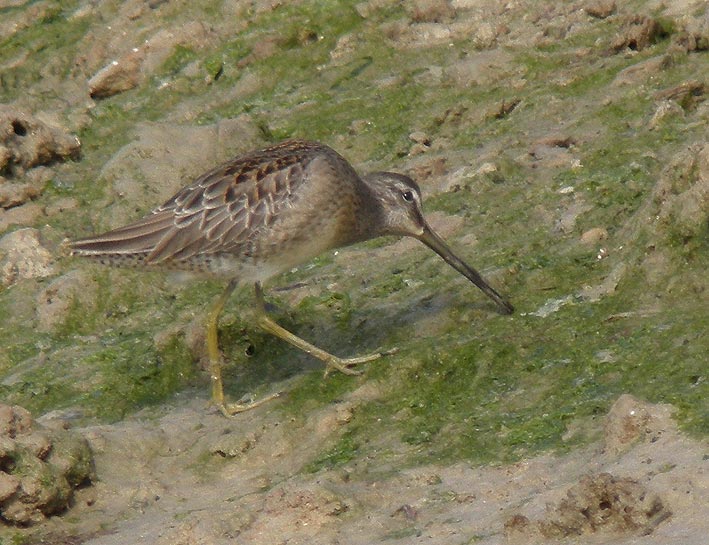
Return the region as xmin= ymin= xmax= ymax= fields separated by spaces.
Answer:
xmin=361 ymin=172 xmax=426 ymax=238
xmin=361 ymin=171 xmax=514 ymax=314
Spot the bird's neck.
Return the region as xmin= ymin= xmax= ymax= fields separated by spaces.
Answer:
xmin=347 ymin=186 xmax=388 ymax=244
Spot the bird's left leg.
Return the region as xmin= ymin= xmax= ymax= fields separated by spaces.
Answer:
xmin=253 ymin=282 xmax=397 ymax=377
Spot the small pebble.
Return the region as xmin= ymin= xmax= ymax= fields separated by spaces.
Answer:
xmin=580 ymin=227 xmax=609 ymax=244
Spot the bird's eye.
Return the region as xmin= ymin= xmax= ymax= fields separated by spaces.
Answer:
xmin=402 ymin=190 xmax=415 ymax=203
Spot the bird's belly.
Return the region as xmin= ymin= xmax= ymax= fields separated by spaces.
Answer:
xmin=195 ymin=231 xmax=337 ymax=284
xmin=191 ymin=253 xmax=285 ymax=283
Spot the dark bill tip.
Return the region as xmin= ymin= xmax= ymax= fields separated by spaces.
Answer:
xmin=419 ymin=225 xmax=514 ymax=315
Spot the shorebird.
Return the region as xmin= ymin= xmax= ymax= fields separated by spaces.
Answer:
xmin=71 ymin=140 xmax=513 ymax=416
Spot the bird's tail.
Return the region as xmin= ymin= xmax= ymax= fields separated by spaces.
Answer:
xmin=70 ymin=211 xmax=175 ymax=267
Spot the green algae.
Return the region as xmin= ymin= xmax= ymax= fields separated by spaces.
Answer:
xmin=0 ymin=0 xmax=706 ymax=468
xmin=306 ymin=431 xmax=360 ymax=472
xmin=290 ymin=288 xmax=707 ymax=466
xmin=0 ymin=1 xmax=90 ymax=101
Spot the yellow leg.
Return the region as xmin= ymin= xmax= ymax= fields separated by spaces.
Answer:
xmin=207 ymin=279 xmax=280 ymax=417
xmin=254 ymin=282 xmax=397 ymax=377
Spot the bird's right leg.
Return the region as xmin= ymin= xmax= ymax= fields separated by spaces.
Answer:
xmin=207 ymin=279 xmax=280 ymax=417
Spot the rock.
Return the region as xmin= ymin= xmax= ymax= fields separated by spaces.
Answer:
xmin=0 ymin=404 xmax=33 ymax=437
xmin=330 ymin=34 xmax=359 ymax=63
xmin=14 ymin=431 xmax=53 ymax=460
xmin=584 ymin=0 xmax=616 ymax=19
xmin=407 ymin=156 xmax=448 ymax=189
xmin=580 ymin=262 xmax=627 ymax=302
xmin=406 ymin=0 xmax=455 ymax=24
xmin=408 ymin=143 xmax=430 ymax=156
xmin=0 ymin=180 xmax=43 ymax=208
xmin=0 ymin=107 xmax=81 ymax=209
xmin=0 ymin=106 xmax=81 ymax=176
xmin=0 ymin=473 xmax=20 ymax=503
xmin=654 ymin=143 xmax=709 ymax=242
xmin=580 ymin=227 xmax=609 ymax=244
xmin=538 ymin=473 xmax=670 ymax=537
xmin=0 ymin=166 xmax=54 ymax=212
xmin=261 ymin=482 xmax=348 ymax=526
xmin=672 ymin=13 xmax=709 ymax=52
xmin=491 ymin=97 xmax=521 ymax=119
xmin=648 ymin=99 xmax=685 ymax=129
xmin=409 ymin=131 xmax=431 ymax=145
xmin=604 ymin=394 xmax=651 ymax=454
xmin=236 ymin=35 xmax=280 ymax=68
xmin=653 ymin=80 xmax=705 ymax=108
xmin=527 ymin=136 xmax=580 ymax=171
xmin=0 ymin=404 xmax=95 ymax=526
xmin=472 ymin=21 xmax=499 ymax=49
xmin=603 ymin=394 xmax=674 ymax=455
xmin=210 ymin=431 xmax=261 ymax=458
xmin=35 ymin=269 xmax=99 ymax=332
xmin=88 ymin=49 xmax=145 ymax=98
xmin=408 ymin=131 xmax=432 ymax=156
xmin=0 ymin=202 xmax=44 ymax=233
xmin=0 ymin=184 xmax=45 ymax=222
xmin=504 ymin=513 xmax=531 ymax=541
xmin=612 ymin=55 xmax=671 ymax=86
xmin=347 ymin=119 xmax=373 ymax=134
xmin=611 ymin=15 xmax=665 ymax=52
xmin=533 ymin=136 xmax=576 ymax=149
xmin=0 ymin=228 xmax=55 ymax=287
xmin=88 ymin=21 xmax=214 ymax=99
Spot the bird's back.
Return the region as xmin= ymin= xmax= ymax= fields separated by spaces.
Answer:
xmin=70 ymin=140 xmax=366 ymax=280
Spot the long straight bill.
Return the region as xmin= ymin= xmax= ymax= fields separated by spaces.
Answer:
xmin=419 ymin=225 xmax=514 ymax=314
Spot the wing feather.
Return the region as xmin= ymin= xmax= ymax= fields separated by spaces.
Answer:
xmin=71 ymin=140 xmax=337 ymax=269
xmin=70 ymin=210 xmax=175 ymax=255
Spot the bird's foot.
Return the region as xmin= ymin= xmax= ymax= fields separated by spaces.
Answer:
xmin=214 ymin=391 xmax=282 ymax=418
xmin=323 ymin=347 xmax=399 ymax=378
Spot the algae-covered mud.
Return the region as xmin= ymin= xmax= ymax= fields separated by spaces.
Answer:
xmin=0 ymin=0 xmax=707 ymax=543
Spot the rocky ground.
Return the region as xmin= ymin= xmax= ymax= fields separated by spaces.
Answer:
xmin=3 ymin=393 xmax=706 ymax=545
xmin=0 ymin=0 xmax=707 ymax=543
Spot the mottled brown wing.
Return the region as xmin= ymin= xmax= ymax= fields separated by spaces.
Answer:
xmin=71 ymin=140 xmax=327 ymax=263
xmin=146 ymin=143 xmax=317 ymax=262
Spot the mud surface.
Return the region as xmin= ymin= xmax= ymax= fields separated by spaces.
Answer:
xmin=5 ymin=394 xmax=704 ymax=544
xmin=0 ymin=0 xmax=707 ymax=543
